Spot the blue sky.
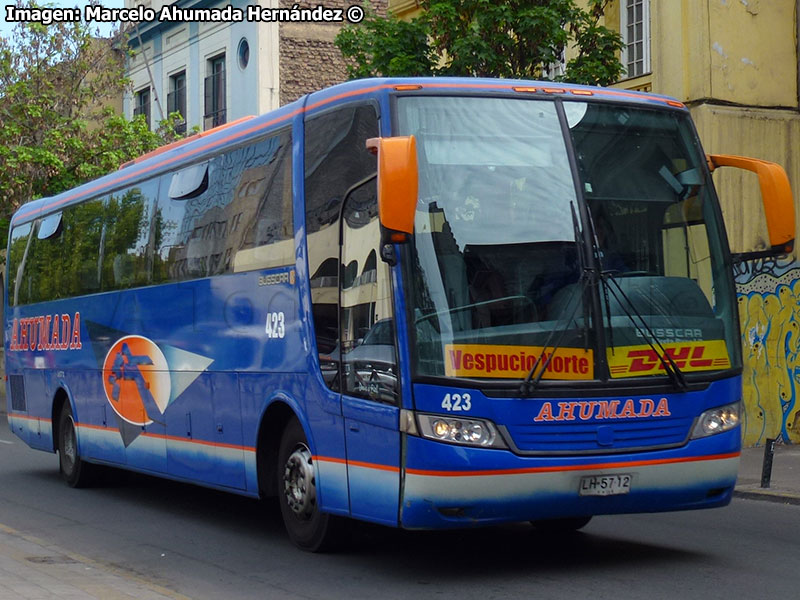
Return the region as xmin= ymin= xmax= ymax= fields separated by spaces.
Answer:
xmin=1 ymin=1 xmax=126 ymax=41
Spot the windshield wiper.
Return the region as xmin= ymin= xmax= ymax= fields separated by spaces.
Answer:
xmin=583 ymin=208 xmax=688 ymax=391
xmin=520 ymin=202 xmax=592 ymax=394
xmin=601 ymin=274 xmax=688 ymax=391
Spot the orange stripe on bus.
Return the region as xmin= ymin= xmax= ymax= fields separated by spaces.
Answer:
xmin=75 ymin=422 xmax=256 ymax=453
xmin=7 ymin=413 xmax=52 ymax=423
xmin=314 ymin=456 xmax=400 ymax=473
xmin=312 ymin=451 xmax=739 ymax=477
xmin=404 ymin=452 xmax=741 ymax=478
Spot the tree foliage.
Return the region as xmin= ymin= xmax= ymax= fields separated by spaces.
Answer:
xmin=336 ymin=0 xmax=623 ymax=85
xmin=0 ymin=1 xmax=181 ymax=236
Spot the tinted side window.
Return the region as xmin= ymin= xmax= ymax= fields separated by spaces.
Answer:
xmin=232 ymin=129 xmax=294 ymax=272
xmin=304 ymin=104 xmax=379 ymax=384
xmin=154 ymin=130 xmax=294 ymax=283
xmin=59 ymin=200 xmax=105 ymax=297
xmin=305 ymin=106 xmax=379 ymax=237
xmin=11 ymin=182 xmax=157 ymax=304
xmin=19 ymin=199 xmax=105 ymax=304
xmin=8 ymin=222 xmax=33 ymax=307
xmin=102 ymin=180 xmax=159 ymax=291
xmin=340 ymin=179 xmax=398 ymax=403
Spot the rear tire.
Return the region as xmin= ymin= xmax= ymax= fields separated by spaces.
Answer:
xmin=57 ymin=403 xmax=95 ymax=488
xmin=531 ymin=516 xmax=592 ymax=532
xmin=277 ymin=418 xmax=343 ymax=552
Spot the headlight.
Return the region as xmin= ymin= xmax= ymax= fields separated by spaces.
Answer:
xmin=416 ymin=414 xmax=507 ymax=448
xmin=690 ymin=402 xmax=741 ymax=439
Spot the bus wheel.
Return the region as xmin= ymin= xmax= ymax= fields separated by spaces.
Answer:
xmin=57 ymin=404 xmax=95 ymax=488
xmin=277 ymin=418 xmax=341 ymax=552
xmin=531 ymin=516 xmax=592 ymax=532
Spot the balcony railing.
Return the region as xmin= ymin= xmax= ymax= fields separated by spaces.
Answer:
xmin=167 ymin=86 xmax=187 ymax=135
xmin=203 ymin=71 xmax=226 ymax=130
xmin=203 ymin=109 xmax=227 ymax=131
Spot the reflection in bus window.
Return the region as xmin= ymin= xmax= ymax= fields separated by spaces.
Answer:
xmin=154 ymin=130 xmax=294 ymax=283
xmin=304 ymin=104 xmax=379 ymax=388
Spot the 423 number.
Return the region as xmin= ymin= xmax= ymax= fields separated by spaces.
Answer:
xmin=441 ymin=393 xmax=472 ymax=412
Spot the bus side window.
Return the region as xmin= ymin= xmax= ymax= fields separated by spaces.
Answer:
xmin=153 ymin=130 xmax=294 ymax=283
xmin=304 ymin=104 xmax=380 ymax=390
xmin=8 ymin=222 xmax=33 ymax=307
xmin=232 ymin=129 xmax=294 ymax=272
xmin=341 ymin=179 xmax=399 ymax=403
xmin=17 ymin=200 xmax=106 ymax=304
xmin=101 ymin=181 xmax=159 ymax=291
xmin=153 ymin=154 xmax=225 ymax=282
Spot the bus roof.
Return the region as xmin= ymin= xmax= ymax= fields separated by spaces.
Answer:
xmin=10 ymin=77 xmax=687 ymax=227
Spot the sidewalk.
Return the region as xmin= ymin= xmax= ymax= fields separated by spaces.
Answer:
xmin=0 ymin=523 xmax=189 ymax=600
xmin=734 ymin=444 xmax=800 ymax=505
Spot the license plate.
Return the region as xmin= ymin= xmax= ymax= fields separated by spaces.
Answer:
xmin=579 ymin=474 xmax=632 ymax=496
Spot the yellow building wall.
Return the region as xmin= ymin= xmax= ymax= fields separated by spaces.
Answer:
xmin=650 ymin=0 xmax=797 ymax=106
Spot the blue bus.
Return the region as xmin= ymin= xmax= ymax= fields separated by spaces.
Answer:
xmin=5 ymin=78 xmax=794 ymax=551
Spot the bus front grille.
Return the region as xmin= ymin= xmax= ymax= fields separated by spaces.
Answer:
xmin=503 ymin=416 xmax=693 ymax=455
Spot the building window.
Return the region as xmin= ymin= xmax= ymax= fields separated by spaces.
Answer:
xmin=168 ymin=71 xmax=187 ymax=135
xmin=204 ymin=54 xmax=226 ymax=130
xmin=134 ymin=87 xmax=151 ymax=128
xmin=238 ymin=38 xmax=250 ymax=70
xmin=621 ymin=0 xmax=650 ymax=78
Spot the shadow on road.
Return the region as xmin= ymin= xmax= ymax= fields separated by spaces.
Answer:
xmin=20 ymin=462 xmax=704 ymax=580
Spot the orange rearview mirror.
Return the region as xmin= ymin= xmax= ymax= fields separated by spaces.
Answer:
xmin=707 ymin=154 xmax=795 ymax=256
xmin=366 ymin=136 xmax=418 ymax=247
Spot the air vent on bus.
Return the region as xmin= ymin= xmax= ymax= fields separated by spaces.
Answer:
xmin=9 ymin=375 xmax=26 ymax=411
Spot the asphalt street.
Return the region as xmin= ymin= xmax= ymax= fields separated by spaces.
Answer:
xmin=1 ymin=424 xmax=799 ymax=600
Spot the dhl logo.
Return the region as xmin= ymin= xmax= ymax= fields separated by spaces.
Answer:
xmin=607 ymin=340 xmax=730 ymax=378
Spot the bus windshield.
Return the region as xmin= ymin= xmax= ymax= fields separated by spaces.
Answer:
xmin=397 ymin=95 xmax=741 ymax=384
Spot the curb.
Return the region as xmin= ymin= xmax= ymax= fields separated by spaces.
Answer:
xmin=733 ymin=489 xmax=800 ymax=506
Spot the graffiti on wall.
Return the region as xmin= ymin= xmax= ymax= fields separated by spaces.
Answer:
xmin=735 ymin=256 xmax=800 ymax=446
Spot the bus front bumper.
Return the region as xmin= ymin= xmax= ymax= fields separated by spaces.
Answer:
xmin=399 ymin=430 xmax=740 ymax=529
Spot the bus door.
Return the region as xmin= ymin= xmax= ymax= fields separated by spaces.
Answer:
xmin=339 ymin=177 xmax=401 ymax=526
xmin=304 ymin=102 xmax=401 ymax=525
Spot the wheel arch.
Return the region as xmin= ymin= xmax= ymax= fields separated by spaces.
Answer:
xmin=256 ymin=394 xmax=307 ymax=498
xmin=50 ymin=386 xmax=76 ymax=454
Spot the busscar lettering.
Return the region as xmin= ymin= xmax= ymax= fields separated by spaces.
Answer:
xmin=8 ymin=313 xmax=82 ymax=352
xmin=534 ymin=398 xmax=671 ymax=422
xmin=258 ymin=272 xmax=290 ymax=286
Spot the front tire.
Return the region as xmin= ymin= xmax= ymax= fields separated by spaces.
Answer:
xmin=57 ymin=403 xmax=95 ymax=488
xmin=277 ymin=418 xmax=342 ymax=552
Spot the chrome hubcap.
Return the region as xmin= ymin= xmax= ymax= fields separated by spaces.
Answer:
xmin=283 ymin=443 xmax=316 ymax=520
